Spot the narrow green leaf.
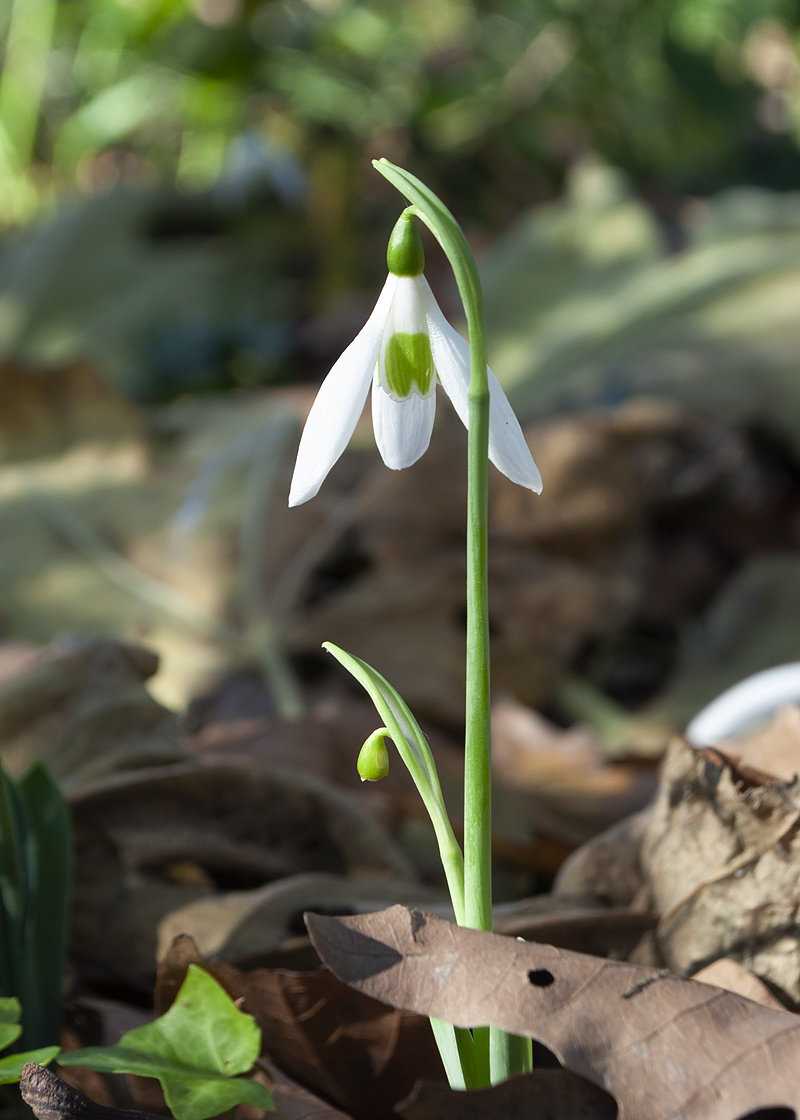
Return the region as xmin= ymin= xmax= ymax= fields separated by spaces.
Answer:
xmin=0 ymin=1045 xmax=60 ymax=1083
xmin=0 ymin=763 xmax=28 ymax=1008
xmin=430 ymin=1019 xmax=481 ymax=1091
xmin=16 ymin=762 xmax=72 ymax=1048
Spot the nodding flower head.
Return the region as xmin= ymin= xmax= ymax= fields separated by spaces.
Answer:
xmin=288 ymin=210 xmax=542 ymax=507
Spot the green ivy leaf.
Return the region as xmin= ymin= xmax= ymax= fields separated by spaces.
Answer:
xmin=60 ymin=966 xmax=273 ymax=1120
xmin=0 ymin=1045 xmax=60 ymax=1084
xmin=0 ymin=998 xmax=22 ymax=1052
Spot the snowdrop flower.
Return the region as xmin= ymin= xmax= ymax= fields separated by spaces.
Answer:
xmin=288 ymin=211 xmax=542 ymax=507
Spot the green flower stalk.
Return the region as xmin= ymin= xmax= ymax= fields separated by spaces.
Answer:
xmin=288 ymin=160 xmax=541 ymax=1088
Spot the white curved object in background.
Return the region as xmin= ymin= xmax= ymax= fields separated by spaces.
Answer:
xmin=685 ymin=662 xmax=800 ymax=746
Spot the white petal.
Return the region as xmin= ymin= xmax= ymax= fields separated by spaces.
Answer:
xmin=384 ymin=275 xmax=429 ymax=335
xmin=378 ymin=275 xmax=435 ymax=401
xmin=289 ymin=275 xmax=398 ymax=506
xmin=419 ymin=276 xmax=542 ymax=494
xmin=371 ymin=380 xmax=436 ymax=469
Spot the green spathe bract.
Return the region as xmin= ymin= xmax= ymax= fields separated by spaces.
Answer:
xmin=381 ymin=331 xmax=434 ymax=399
xmin=60 ymin=965 xmax=274 ymax=1120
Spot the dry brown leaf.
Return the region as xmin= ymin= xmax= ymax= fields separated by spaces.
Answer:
xmin=285 ymin=419 xmax=648 ymax=723
xmin=156 ymin=872 xmax=447 ymax=964
xmin=71 ymin=760 xmax=413 ymax=975
xmin=234 ymin=968 xmax=443 ymax=1120
xmin=494 ymin=904 xmax=657 ymax=961
xmin=396 ymin=1069 xmax=617 ymax=1120
xmin=691 ymin=958 xmax=787 ymax=1011
xmin=306 ymin=904 xmax=800 ymax=1120
xmin=260 ymin=1059 xmax=353 ymax=1119
xmin=491 ymin=696 xmax=657 ymax=837
xmin=155 ymin=934 xmax=443 ymax=1120
xmin=553 ymin=808 xmax=651 ymax=906
xmin=641 ymin=736 xmax=800 ymax=1002
xmin=719 ymin=703 xmax=800 ymax=782
xmin=0 ymin=638 xmax=185 ymax=788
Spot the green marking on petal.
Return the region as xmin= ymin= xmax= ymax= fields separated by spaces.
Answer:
xmin=381 ymin=331 xmax=434 ymax=399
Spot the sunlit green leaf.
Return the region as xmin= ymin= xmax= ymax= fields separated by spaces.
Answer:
xmin=0 ymin=1045 xmax=60 ymax=1084
xmin=60 ymin=966 xmax=274 ymax=1120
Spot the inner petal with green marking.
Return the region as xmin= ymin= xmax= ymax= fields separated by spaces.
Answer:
xmin=380 ymin=331 xmax=435 ymax=400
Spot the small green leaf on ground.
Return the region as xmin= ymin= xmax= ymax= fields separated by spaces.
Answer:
xmin=60 ymin=965 xmax=273 ymax=1120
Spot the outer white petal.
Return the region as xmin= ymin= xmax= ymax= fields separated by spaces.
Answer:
xmin=371 ymin=379 xmax=436 ymax=469
xmin=289 ymin=275 xmax=398 ymax=506
xmin=419 ymin=276 xmax=542 ymax=494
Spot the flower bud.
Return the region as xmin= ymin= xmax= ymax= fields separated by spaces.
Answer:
xmin=357 ymin=728 xmax=391 ymax=781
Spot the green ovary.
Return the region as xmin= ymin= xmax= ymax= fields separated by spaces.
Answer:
xmin=381 ymin=332 xmax=435 ymax=399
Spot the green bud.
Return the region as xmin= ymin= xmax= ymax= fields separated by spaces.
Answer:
xmin=357 ymin=727 xmax=391 ymax=781
xmin=386 ymin=209 xmax=425 ymax=277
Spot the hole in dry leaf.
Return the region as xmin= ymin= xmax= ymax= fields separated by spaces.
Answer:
xmin=528 ymin=969 xmax=555 ymax=987
xmin=737 ymin=1110 xmax=795 ymax=1120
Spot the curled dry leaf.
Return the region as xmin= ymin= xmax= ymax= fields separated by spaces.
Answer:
xmin=553 ymin=808 xmax=651 ymax=907
xmin=719 ymin=703 xmax=800 ymax=783
xmin=396 ymin=1069 xmax=617 ymax=1120
xmin=157 ymin=872 xmax=447 ymax=965
xmin=307 ymin=904 xmax=800 ymax=1120
xmin=71 ymin=760 xmax=412 ymax=975
xmin=691 ymin=959 xmax=787 ymax=1012
xmin=641 ymin=735 xmax=800 ymax=1003
xmin=491 ymin=696 xmax=657 ymax=841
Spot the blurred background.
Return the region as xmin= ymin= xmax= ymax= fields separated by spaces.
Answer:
xmin=6 ymin=0 xmax=800 ymax=918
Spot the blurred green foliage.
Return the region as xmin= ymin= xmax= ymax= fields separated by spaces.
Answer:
xmin=2 ymin=0 xmax=800 ymax=233
xmin=2 ymin=0 xmax=800 ymax=401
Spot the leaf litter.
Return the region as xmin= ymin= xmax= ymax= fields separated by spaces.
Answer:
xmin=306 ymin=903 xmax=800 ymax=1120
xmin=9 ymin=343 xmax=800 ymax=1114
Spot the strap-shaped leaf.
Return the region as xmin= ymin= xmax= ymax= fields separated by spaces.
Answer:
xmin=17 ymin=763 xmax=72 ymax=1048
